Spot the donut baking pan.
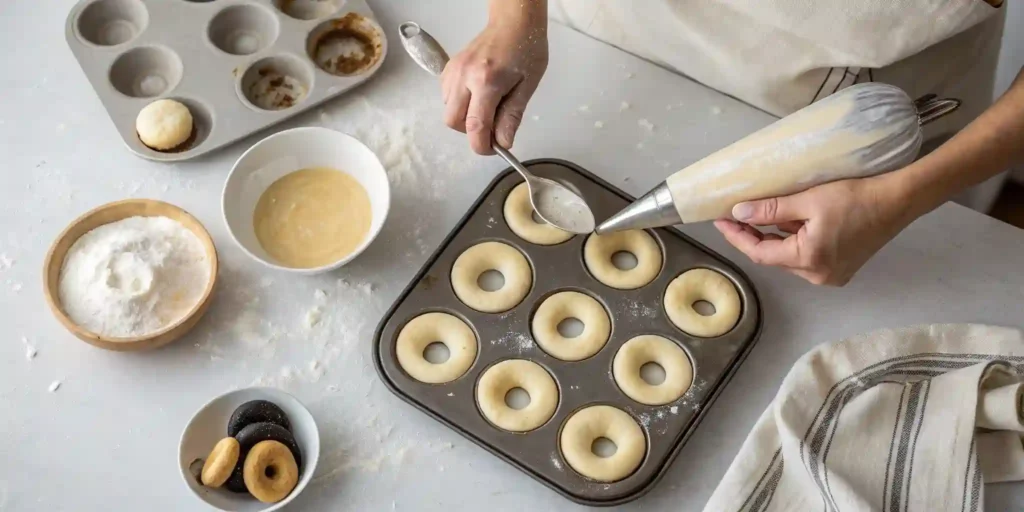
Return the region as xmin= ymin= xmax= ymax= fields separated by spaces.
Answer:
xmin=372 ymin=160 xmax=762 ymax=506
xmin=64 ymin=0 xmax=387 ymax=162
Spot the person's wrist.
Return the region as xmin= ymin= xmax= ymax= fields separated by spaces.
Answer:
xmin=874 ymin=162 xmax=944 ymax=227
xmin=488 ymin=0 xmax=547 ymax=33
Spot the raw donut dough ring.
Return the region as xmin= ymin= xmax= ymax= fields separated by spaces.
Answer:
xmin=613 ymin=335 xmax=693 ymax=405
xmin=503 ymin=182 xmax=574 ymax=245
xmin=665 ymin=268 xmax=741 ymax=337
xmin=396 ymin=312 xmax=478 ymax=384
xmin=451 ymin=241 xmax=532 ymax=313
xmin=243 ymin=440 xmax=299 ymax=503
xmin=136 ymin=99 xmax=194 ymax=151
xmin=559 ymin=405 xmax=646 ymax=482
xmin=476 ymin=359 xmax=559 ymax=432
xmin=532 ymin=291 xmax=610 ymax=361
xmin=583 ymin=230 xmax=662 ymax=289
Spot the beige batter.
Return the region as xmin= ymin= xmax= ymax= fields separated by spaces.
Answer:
xmin=503 ymin=182 xmax=573 ymax=245
xmin=451 ymin=241 xmax=532 ymax=313
xmin=613 ymin=335 xmax=693 ymax=406
xmin=476 ymin=359 xmax=558 ymax=432
xmin=664 ymin=269 xmax=741 ymax=338
xmin=253 ymin=167 xmax=371 ymax=269
xmin=396 ymin=312 xmax=478 ymax=384
xmin=559 ymin=405 xmax=646 ymax=482
xmin=532 ymin=291 xmax=611 ymax=361
xmin=583 ymin=230 xmax=662 ymax=290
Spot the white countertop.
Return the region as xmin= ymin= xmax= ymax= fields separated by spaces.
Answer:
xmin=3 ymin=1 xmax=1023 ymax=510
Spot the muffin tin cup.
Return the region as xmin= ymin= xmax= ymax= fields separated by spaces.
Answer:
xmin=373 ymin=160 xmax=763 ymax=506
xmin=65 ymin=0 xmax=387 ymax=162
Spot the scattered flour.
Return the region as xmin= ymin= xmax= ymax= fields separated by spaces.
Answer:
xmin=551 ymin=453 xmax=564 ymax=470
xmin=577 ymin=104 xmax=590 ymax=113
xmin=624 ymin=300 xmax=656 ymax=318
xmin=670 ymin=406 xmax=679 ymax=415
xmin=48 ymin=381 xmax=61 ymax=393
xmin=531 ymin=115 xmax=540 ymax=121
xmin=619 ymin=101 xmax=631 ymax=111
xmin=0 ymin=253 xmax=13 ymax=270
xmin=711 ymin=106 xmax=723 ymax=115
xmin=447 ymin=392 xmax=454 ymax=397
xmin=305 ymin=306 xmax=323 ymax=328
xmin=22 ymin=337 xmax=36 ymax=361
xmin=492 ymin=331 xmax=534 ymax=354
xmin=594 ymin=121 xmax=604 ymax=129
xmin=636 ymin=142 xmax=645 ymax=150
xmin=638 ymin=119 xmax=655 ymax=132
xmin=624 ymin=72 xmax=635 ymax=79
xmin=314 ymin=289 xmax=328 ymax=301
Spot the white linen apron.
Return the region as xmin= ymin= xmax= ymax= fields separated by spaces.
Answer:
xmin=551 ymin=0 xmax=1007 ymax=210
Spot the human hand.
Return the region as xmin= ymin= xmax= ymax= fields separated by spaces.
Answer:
xmin=713 ymin=175 xmax=915 ymax=286
xmin=441 ymin=17 xmax=547 ymax=155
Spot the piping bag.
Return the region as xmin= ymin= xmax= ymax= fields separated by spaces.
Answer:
xmin=595 ymin=83 xmax=960 ymax=234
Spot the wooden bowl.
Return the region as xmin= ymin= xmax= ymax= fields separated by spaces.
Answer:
xmin=43 ymin=199 xmax=219 ymax=351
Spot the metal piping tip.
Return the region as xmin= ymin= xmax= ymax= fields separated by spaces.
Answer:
xmin=595 ymin=182 xmax=682 ymax=234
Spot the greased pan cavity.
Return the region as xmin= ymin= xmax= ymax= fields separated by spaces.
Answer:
xmin=373 ymin=160 xmax=762 ymax=506
xmin=65 ymin=0 xmax=387 ymax=162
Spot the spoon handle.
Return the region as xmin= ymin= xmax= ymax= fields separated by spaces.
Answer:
xmin=492 ymin=144 xmax=536 ymax=179
xmin=398 ymin=21 xmax=534 ymax=177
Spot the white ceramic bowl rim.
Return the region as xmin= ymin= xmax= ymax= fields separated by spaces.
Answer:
xmin=221 ymin=126 xmax=391 ymax=273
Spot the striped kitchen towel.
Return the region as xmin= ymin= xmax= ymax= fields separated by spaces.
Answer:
xmin=705 ymin=324 xmax=1024 ymax=512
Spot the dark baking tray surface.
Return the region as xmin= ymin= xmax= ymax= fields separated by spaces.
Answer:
xmin=373 ymin=159 xmax=762 ymax=506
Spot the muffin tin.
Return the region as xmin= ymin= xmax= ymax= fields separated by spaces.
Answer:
xmin=373 ymin=160 xmax=762 ymax=506
xmin=64 ymin=0 xmax=387 ymax=162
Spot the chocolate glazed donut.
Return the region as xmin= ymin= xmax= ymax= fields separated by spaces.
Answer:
xmin=227 ymin=400 xmax=292 ymax=437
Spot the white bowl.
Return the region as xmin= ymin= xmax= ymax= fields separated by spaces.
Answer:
xmin=179 ymin=387 xmax=320 ymax=512
xmin=222 ymin=127 xmax=390 ymax=274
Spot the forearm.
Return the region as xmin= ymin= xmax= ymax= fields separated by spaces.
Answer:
xmin=488 ymin=0 xmax=547 ymax=31
xmin=892 ymin=67 xmax=1024 ymax=219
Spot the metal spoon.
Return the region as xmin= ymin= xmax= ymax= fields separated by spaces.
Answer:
xmin=398 ymin=22 xmax=596 ymax=234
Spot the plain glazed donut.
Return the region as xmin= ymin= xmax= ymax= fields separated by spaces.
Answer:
xmin=664 ymin=269 xmax=741 ymax=337
xmin=396 ymin=312 xmax=478 ymax=384
xmin=583 ymin=230 xmax=662 ymax=289
xmin=451 ymin=241 xmax=532 ymax=313
xmin=243 ymin=440 xmax=299 ymax=503
xmin=532 ymin=291 xmax=610 ymax=361
xmin=476 ymin=359 xmax=558 ymax=432
xmin=503 ymin=182 xmax=574 ymax=245
xmin=613 ymin=335 xmax=693 ymax=405
xmin=559 ymin=405 xmax=646 ymax=482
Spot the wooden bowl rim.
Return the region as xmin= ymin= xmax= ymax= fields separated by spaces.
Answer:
xmin=43 ymin=198 xmax=219 ymax=349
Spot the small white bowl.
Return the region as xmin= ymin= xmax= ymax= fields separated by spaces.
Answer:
xmin=179 ymin=387 xmax=320 ymax=512
xmin=222 ymin=127 xmax=390 ymax=275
